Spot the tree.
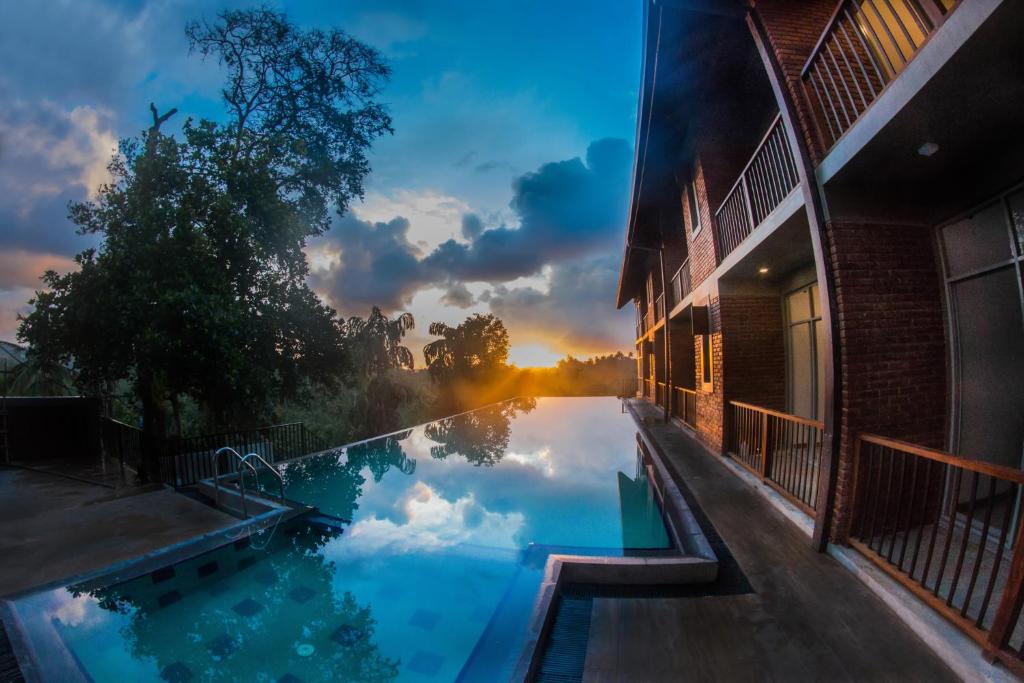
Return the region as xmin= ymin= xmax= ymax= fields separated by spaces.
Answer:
xmin=18 ymin=8 xmax=392 ymax=480
xmin=342 ymin=307 xmax=415 ymax=378
xmin=423 ymin=314 xmax=510 ymax=385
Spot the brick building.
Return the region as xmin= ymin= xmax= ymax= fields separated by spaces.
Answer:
xmin=616 ymin=0 xmax=1024 ymax=672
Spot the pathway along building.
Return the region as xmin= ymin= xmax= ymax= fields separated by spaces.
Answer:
xmin=616 ymin=0 xmax=1024 ymax=674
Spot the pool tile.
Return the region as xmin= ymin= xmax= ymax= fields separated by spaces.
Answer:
xmin=197 ymin=561 xmax=219 ymax=579
xmin=207 ymin=581 xmax=230 ymax=597
xmin=232 ymin=598 xmax=264 ymax=617
xmin=409 ymin=609 xmax=440 ymax=631
xmin=277 ymin=675 xmax=304 ymax=683
xmin=288 ymin=586 xmax=316 ymax=604
xmin=330 ymin=624 xmax=362 ymax=647
xmin=160 ymin=662 xmax=193 ymax=682
xmin=157 ymin=590 xmax=182 ymax=608
xmin=206 ymin=633 xmax=239 ymax=659
xmin=237 ymin=556 xmax=257 ymax=571
xmin=406 ymin=651 xmax=444 ymax=677
xmin=151 ymin=566 xmax=176 ymax=584
xmin=233 ymin=537 xmax=250 ymax=551
xmin=253 ymin=569 xmax=278 ymax=586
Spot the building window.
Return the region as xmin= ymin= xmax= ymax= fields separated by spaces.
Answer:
xmin=700 ymin=333 xmax=713 ymax=390
xmin=939 ymin=188 xmax=1024 ymax=472
xmin=687 ymin=180 xmax=702 ymax=236
xmin=784 ymin=283 xmax=823 ymax=420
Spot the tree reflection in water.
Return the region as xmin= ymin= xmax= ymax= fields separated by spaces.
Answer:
xmin=425 ymin=398 xmax=536 ymax=466
xmin=278 ymin=432 xmax=416 ymax=521
xmin=74 ymin=523 xmax=399 ymax=683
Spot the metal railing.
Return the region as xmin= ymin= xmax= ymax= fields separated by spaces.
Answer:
xmin=670 ymin=259 xmax=692 ymax=309
xmin=655 ymin=294 xmax=666 ymax=323
xmin=100 ymin=417 xmax=143 ymax=485
xmin=801 ymin=0 xmax=959 ymax=150
xmin=212 ymin=447 xmax=261 ymax=518
xmin=726 ymin=401 xmax=824 ymax=513
xmin=714 ymin=115 xmax=800 ymax=260
xmin=849 ymin=434 xmax=1024 ymax=676
xmin=673 ymin=387 xmax=697 ymax=429
xmin=158 ymin=421 xmax=327 ymax=487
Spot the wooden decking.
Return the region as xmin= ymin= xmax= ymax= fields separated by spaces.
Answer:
xmin=579 ymin=400 xmax=958 ymax=682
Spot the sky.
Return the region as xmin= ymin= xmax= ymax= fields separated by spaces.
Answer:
xmin=0 ymin=0 xmax=642 ymax=367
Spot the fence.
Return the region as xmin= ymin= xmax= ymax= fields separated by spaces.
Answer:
xmin=714 ymin=115 xmax=800 ymax=260
xmin=99 ymin=418 xmax=328 ymax=488
xmin=849 ymin=433 xmax=1024 ymax=676
xmin=673 ymin=387 xmax=697 ymax=430
xmin=726 ymin=401 xmax=824 ymax=513
xmin=801 ymin=0 xmax=960 ymax=149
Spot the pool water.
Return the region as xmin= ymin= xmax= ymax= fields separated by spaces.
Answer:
xmin=12 ymin=397 xmax=670 ymax=682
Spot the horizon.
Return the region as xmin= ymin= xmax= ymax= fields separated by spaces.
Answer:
xmin=0 ymin=1 xmax=642 ymax=368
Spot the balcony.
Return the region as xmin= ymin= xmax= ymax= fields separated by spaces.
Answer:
xmin=848 ymin=434 xmax=1024 ymax=676
xmin=669 ymin=258 xmax=691 ymax=310
xmin=801 ymin=0 xmax=961 ymax=151
xmin=714 ymin=115 xmax=801 ymax=262
xmin=726 ymin=401 xmax=825 ymax=514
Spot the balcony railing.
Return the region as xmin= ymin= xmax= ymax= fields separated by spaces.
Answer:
xmin=655 ymin=381 xmax=668 ymax=408
xmin=714 ymin=115 xmax=800 ymax=261
xmin=726 ymin=401 xmax=824 ymax=514
xmin=849 ymin=434 xmax=1024 ymax=676
xmin=801 ymin=0 xmax=959 ymax=150
xmin=655 ymin=293 xmax=666 ymax=323
xmin=670 ymin=259 xmax=692 ymax=309
xmin=673 ymin=387 xmax=697 ymax=430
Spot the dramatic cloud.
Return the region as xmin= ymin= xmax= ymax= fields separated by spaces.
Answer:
xmin=314 ymin=138 xmax=631 ymax=313
xmin=487 ymin=253 xmax=634 ymax=354
xmin=0 ymin=102 xmax=117 ymax=255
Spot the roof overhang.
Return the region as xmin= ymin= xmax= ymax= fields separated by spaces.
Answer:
xmin=615 ymin=0 xmax=748 ymax=309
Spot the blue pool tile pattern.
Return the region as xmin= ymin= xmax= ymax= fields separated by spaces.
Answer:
xmin=406 ymin=651 xmax=445 ymax=677
xmin=11 ymin=398 xmax=671 ymax=682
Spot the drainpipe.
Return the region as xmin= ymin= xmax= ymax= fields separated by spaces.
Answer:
xmin=660 ymin=244 xmax=672 ymax=423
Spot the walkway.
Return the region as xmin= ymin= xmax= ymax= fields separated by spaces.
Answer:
xmin=580 ymin=400 xmax=958 ymax=682
xmin=0 ymin=467 xmax=235 ymax=597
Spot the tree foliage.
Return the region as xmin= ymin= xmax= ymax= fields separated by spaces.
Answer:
xmin=17 ymin=8 xmax=392 ymax=477
xmin=423 ymin=314 xmax=509 ymax=384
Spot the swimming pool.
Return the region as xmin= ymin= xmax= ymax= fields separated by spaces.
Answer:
xmin=7 ymin=397 xmax=674 ymax=682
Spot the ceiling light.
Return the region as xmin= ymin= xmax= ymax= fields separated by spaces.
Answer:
xmin=758 ymin=266 xmax=770 ymax=275
xmin=917 ymin=142 xmax=939 ymax=157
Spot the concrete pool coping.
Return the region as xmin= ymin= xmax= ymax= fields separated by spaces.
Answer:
xmin=514 ymin=399 xmax=720 ymax=681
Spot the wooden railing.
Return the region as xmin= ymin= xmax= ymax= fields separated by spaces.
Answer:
xmin=801 ymin=0 xmax=959 ymax=150
xmin=673 ymin=387 xmax=697 ymax=429
xmin=726 ymin=401 xmax=824 ymax=514
xmin=670 ymin=259 xmax=692 ymax=309
xmin=655 ymin=381 xmax=668 ymax=408
xmin=849 ymin=434 xmax=1024 ymax=676
xmin=714 ymin=115 xmax=800 ymax=260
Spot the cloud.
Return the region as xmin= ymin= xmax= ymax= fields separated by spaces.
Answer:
xmin=0 ymin=101 xmax=117 ymax=255
xmin=420 ymin=138 xmax=631 ymax=283
xmin=0 ymin=250 xmax=77 ymax=291
xmin=311 ymin=138 xmax=633 ymax=355
xmin=486 ymin=253 xmax=634 ymax=354
xmin=439 ymin=282 xmax=475 ymax=309
xmin=331 ymin=481 xmax=525 ymax=556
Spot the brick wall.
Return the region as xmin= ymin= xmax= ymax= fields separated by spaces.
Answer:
xmin=720 ymin=295 xmax=786 ymax=411
xmin=752 ymin=0 xmax=837 ymax=165
xmin=826 ymin=221 xmax=948 ymax=542
xmin=684 ymin=160 xmax=719 ymax=288
xmin=694 ymin=297 xmax=725 ymax=452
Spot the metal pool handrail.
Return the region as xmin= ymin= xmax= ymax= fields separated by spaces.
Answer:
xmin=241 ymin=451 xmax=286 ymax=503
xmin=212 ymin=446 xmax=260 ymax=518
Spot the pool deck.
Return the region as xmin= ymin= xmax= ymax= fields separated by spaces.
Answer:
xmin=0 ymin=467 xmax=237 ymax=598
xmin=580 ymin=400 xmax=958 ymax=682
